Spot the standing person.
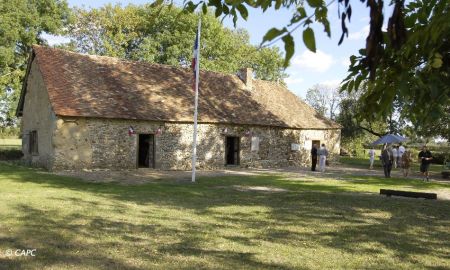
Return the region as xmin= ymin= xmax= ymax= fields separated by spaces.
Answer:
xmin=398 ymin=143 xmax=405 ymax=167
xmin=381 ymin=144 xmax=393 ymax=178
xmin=318 ymin=144 xmax=328 ymax=172
xmin=392 ymin=146 xmax=398 ymax=168
xmin=418 ymin=145 xmax=433 ymax=181
xmin=311 ymin=144 xmax=318 ymax=171
xmin=368 ymin=146 xmax=376 ymax=170
xmin=401 ymin=149 xmax=412 ymax=177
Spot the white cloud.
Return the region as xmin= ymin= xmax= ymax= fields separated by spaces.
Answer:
xmin=348 ymin=24 xmax=388 ymax=41
xmin=42 ymin=33 xmax=71 ymax=46
xmin=291 ymin=50 xmax=334 ymax=73
xmin=319 ymin=79 xmax=342 ymax=88
xmin=285 ymin=76 xmax=304 ymax=85
xmin=341 ymin=57 xmax=350 ymax=68
xmin=348 ymin=25 xmax=370 ymax=40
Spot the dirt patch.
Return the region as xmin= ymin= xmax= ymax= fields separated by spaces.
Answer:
xmin=54 ymin=166 xmax=450 ymax=200
xmin=232 ymin=185 xmax=288 ymax=193
xmin=56 ymin=168 xmax=264 ymax=185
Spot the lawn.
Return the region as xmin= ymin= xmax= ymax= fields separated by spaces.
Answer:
xmin=0 ymin=163 xmax=449 ymax=269
xmin=339 ymin=156 xmax=445 ymax=173
xmin=0 ymin=139 xmax=21 ymax=151
xmin=0 ymin=139 xmax=22 ymax=160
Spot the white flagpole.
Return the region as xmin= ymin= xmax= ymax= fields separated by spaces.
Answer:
xmin=192 ymin=19 xmax=201 ymax=183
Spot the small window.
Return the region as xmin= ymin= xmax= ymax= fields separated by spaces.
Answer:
xmin=29 ymin=131 xmax=38 ymax=155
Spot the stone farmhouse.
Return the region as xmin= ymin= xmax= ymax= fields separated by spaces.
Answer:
xmin=17 ymin=45 xmax=341 ymax=171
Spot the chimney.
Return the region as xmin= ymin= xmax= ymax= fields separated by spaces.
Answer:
xmin=238 ymin=68 xmax=253 ymax=90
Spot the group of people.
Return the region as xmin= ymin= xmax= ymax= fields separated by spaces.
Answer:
xmin=311 ymin=143 xmax=328 ymax=172
xmin=371 ymin=143 xmax=433 ymax=181
xmin=309 ymin=142 xmax=434 ymax=181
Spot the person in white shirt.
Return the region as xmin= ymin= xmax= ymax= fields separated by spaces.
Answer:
xmin=318 ymin=144 xmax=328 ymax=172
xmin=368 ymin=147 xmax=376 ymax=169
xmin=392 ymin=146 xmax=398 ymax=168
xmin=398 ymin=143 xmax=405 ymax=167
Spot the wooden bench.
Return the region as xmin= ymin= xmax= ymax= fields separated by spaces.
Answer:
xmin=380 ymin=189 xmax=437 ymax=200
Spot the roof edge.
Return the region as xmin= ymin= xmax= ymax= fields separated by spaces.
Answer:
xmin=15 ymin=48 xmax=36 ymax=117
xmin=55 ymin=114 xmax=342 ymax=130
xmin=30 ymin=45 xmax=342 ymax=130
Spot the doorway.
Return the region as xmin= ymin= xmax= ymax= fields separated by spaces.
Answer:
xmin=312 ymin=140 xmax=321 ymax=149
xmin=138 ymin=134 xmax=155 ymax=168
xmin=225 ymin=136 xmax=240 ymax=165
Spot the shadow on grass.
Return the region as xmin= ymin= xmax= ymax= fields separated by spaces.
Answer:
xmin=0 ymin=203 xmax=299 ymax=270
xmin=341 ymin=174 xmax=450 ymax=190
xmin=1 ymin=163 xmax=450 ymax=269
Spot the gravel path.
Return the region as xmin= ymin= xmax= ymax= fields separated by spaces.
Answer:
xmin=54 ymin=164 xmax=450 ymax=200
xmin=56 ymin=164 xmax=447 ymax=184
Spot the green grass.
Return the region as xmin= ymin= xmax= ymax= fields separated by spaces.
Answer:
xmin=339 ymin=156 xmax=445 ymax=173
xmin=0 ymin=138 xmax=22 ymax=160
xmin=0 ymin=138 xmax=21 ymax=146
xmin=0 ymin=139 xmax=21 ymax=151
xmin=0 ymin=163 xmax=449 ymax=269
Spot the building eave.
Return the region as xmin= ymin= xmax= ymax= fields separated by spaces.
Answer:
xmin=15 ymin=49 xmax=36 ymax=117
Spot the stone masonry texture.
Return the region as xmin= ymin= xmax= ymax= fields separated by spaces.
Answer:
xmin=50 ymin=117 xmax=341 ymax=171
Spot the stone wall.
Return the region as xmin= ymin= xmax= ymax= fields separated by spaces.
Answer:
xmin=51 ymin=117 xmax=341 ymax=171
xmin=20 ymin=59 xmax=57 ymax=169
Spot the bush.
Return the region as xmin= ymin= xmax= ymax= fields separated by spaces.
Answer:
xmin=341 ymin=137 xmax=367 ymax=158
xmin=0 ymin=127 xmax=20 ymax=138
xmin=442 ymin=171 xmax=450 ymax=179
xmin=431 ymin=152 xmax=449 ymax=165
xmin=0 ymin=149 xmax=23 ymax=160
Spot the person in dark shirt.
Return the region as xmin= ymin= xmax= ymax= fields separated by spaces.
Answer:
xmin=381 ymin=144 xmax=393 ymax=178
xmin=418 ymin=145 xmax=433 ymax=181
xmin=311 ymin=144 xmax=318 ymax=171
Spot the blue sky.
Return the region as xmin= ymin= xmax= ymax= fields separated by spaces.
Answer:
xmin=46 ymin=0 xmax=393 ymax=98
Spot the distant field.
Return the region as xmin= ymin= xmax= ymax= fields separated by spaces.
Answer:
xmin=0 ymin=139 xmax=21 ymax=150
xmin=0 ymin=138 xmax=21 ymax=145
xmin=339 ymin=156 xmax=445 ymax=173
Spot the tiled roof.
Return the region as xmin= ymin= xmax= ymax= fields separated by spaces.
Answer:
xmin=22 ymin=45 xmax=340 ymax=129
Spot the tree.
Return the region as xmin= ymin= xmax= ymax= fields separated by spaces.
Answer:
xmin=336 ymin=93 xmax=388 ymax=138
xmin=68 ymin=4 xmax=287 ymax=81
xmin=305 ymin=84 xmax=341 ymax=120
xmin=341 ymin=0 xmax=449 ymax=138
xmin=336 ymin=90 xmax=388 ymax=155
xmin=178 ymin=0 xmax=449 ymax=137
xmin=0 ymin=0 xmax=71 ymax=128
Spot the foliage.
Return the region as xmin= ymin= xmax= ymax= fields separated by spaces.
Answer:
xmin=179 ymin=0 xmax=409 ymax=73
xmin=341 ymin=0 xmax=450 ymax=139
xmin=337 ymin=97 xmax=363 ymax=139
xmin=305 ymin=84 xmax=341 ymax=120
xmin=337 ymin=93 xmax=388 ymax=137
xmin=0 ymin=0 xmax=71 ymax=127
xmin=0 ymin=148 xmax=23 ymax=160
xmin=68 ymin=4 xmax=287 ymax=81
xmin=0 ymin=127 xmax=20 ymax=138
xmin=335 ymin=88 xmax=390 ymax=154
xmin=303 ymin=82 xmax=393 ymax=153
xmin=340 ymin=135 xmax=369 ymax=158
xmin=182 ymin=0 xmax=340 ymax=67
xmin=178 ymin=0 xmax=449 ymax=139
xmin=431 ymin=151 xmax=450 ymax=165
